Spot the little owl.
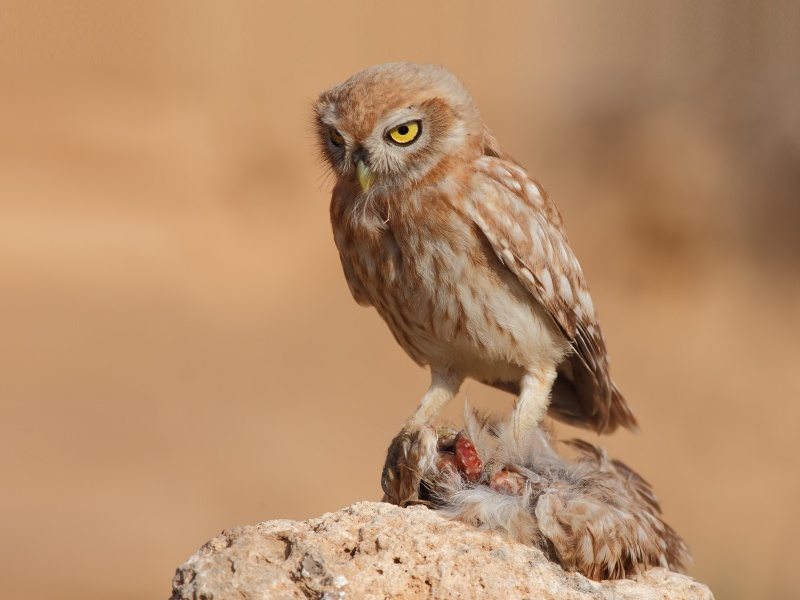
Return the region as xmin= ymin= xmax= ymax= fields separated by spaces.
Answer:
xmin=315 ymin=63 xmax=638 ymax=506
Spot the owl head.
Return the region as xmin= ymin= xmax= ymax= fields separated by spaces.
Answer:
xmin=314 ymin=63 xmax=484 ymax=194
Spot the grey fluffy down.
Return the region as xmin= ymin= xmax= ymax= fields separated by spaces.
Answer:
xmin=423 ymin=407 xmax=690 ymax=581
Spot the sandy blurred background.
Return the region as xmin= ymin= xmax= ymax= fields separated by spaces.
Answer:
xmin=1 ymin=1 xmax=799 ymax=598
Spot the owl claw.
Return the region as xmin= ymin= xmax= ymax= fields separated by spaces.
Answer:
xmin=381 ymin=426 xmax=440 ymax=507
xmin=382 ymin=426 xmax=492 ymax=505
xmin=385 ymin=426 xmax=535 ymax=503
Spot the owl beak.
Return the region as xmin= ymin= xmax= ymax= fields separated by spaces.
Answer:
xmin=355 ymin=160 xmax=375 ymax=193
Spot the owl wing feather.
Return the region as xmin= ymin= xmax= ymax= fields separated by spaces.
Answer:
xmin=330 ymin=189 xmax=373 ymax=308
xmin=466 ymin=155 xmax=638 ymax=434
xmin=338 ymin=248 xmax=372 ymax=307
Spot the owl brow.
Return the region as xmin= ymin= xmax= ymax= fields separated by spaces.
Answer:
xmin=316 ymin=101 xmax=340 ymax=124
xmin=382 ymin=108 xmax=422 ymax=134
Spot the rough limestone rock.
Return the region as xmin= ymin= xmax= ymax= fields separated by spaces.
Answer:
xmin=171 ymin=501 xmax=713 ymax=600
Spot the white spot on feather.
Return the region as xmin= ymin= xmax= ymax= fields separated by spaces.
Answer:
xmin=495 ymin=165 xmax=512 ymax=179
xmin=524 ymin=181 xmax=543 ymax=205
xmin=557 ymin=273 xmax=573 ymax=303
xmin=637 ymin=526 xmax=649 ymax=544
xmin=557 ymin=240 xmax=570 ymax=265
xmin=476 ymin=156 xmax=490 ymax=168
xmin=509 ymin=165 xmax=526 ymax=178
xmin=521 ymin=267 xmax=536 ymax=285
xmin=577 ymin=288 xmax=595 ymax=317
xmin=540 ymin=268 xmax=554 ymax=298
xmin=501 ymin=249 xmax=516 ymax=267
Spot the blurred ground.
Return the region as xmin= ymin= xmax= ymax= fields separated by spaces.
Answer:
xmin=1 ymin=2 xmax=799 ymax=599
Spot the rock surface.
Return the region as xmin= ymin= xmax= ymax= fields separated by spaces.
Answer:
xmin=171 ymin=501 xmax=713 ymax=600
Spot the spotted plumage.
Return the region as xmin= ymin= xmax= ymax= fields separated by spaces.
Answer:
xmin=315 ymin=63 xmax=637 ymax=506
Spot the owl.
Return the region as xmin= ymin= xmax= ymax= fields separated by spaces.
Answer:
xmin=314 ymin=63 xmax=638 ymax=506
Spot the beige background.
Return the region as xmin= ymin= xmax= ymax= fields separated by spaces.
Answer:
xmin=2 ymin=2 xmax=799 ymax=599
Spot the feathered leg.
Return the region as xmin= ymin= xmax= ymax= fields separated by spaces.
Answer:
xmin=381 ymin=371 xmax=464 ymax=506
xmin=511 ymin=367 xmax=557 ymax=444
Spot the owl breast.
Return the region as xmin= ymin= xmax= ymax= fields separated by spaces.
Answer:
xmin=330 ymin=175 xmax=571 ymax=387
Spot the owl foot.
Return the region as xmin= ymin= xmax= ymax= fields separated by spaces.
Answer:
xmin=381 ymin=426 xmax=442 ymax=507
xmin=381 ymin=426 xmax=489 ymax=506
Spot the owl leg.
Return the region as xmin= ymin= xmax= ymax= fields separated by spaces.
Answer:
xmin=403 ymin=371 xmax=464 ymax=429
xmin=511 ymin=367 xmax=558 ymax=445
xmin=381 ymin=371 xmax=464 ymax=507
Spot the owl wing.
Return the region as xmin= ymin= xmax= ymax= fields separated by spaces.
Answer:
xmin=467 ymin=156 xmax=637 ymax=434
xmin=330 ymin=189 xmax=373 ymax=308
xmin=338 ymin=252 xmax=372 ymax=307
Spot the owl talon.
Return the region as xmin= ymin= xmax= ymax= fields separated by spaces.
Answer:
xmin=381 ymin=427 xmax=439 ymax=507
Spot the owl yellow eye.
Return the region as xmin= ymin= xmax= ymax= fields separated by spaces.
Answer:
xmin=329 ymin=127 xmax=344 ymax=147
xmin=387 ymin=121 xmax=421 ymax=145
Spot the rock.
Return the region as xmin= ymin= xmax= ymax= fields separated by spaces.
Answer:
xmin=171 ymin=501 xmax=713 ymax=600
